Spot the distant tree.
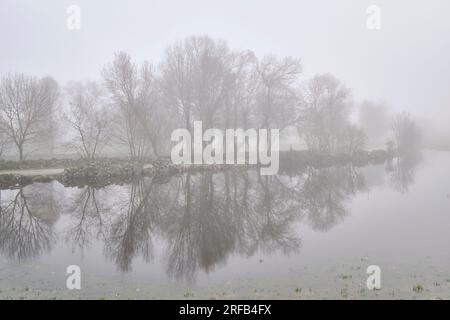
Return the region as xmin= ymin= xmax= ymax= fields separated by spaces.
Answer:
xmin=39 ymin=76 xmax=59 ymax=156
xmin=139 ymin=63 xmax=172 ymax=156
xmin=0 ymin=127 xmax=8 ymax=158
xmin=255 ymin=55 xmax=302 ymax=130
xmin=0 ymin=74 xmax=59 ymax=160
xmin=225 ymin=50 xmax=260 ymax=130
xmin=103 ymin=52 xmax=160 ymax=159
xmin=391 ymin=112 xmax=421 ymax=154
xmin=161 ymin=40 xmax=196 ymax=133
xmin=298 ymin=73 xmax=354 ymax=153
xmin=65 ymin=81 xmax=110 ymax=160
xmin=340 ymin=124 xmax=366 ymax=155
xmin=161 ymin=36 xmax=234 ymax=131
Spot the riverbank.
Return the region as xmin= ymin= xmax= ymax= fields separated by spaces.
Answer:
xmin=0 ymin=149 xmax=395 ymax=188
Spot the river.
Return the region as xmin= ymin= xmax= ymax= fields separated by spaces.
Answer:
xmin=0 ymin=150 xmax=449 ymax=299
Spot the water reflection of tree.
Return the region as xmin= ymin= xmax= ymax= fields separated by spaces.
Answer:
xmin=104 ymin=178 xmax=162 ymax=272
xmin=387 ymin=153 xmax=421 ymax=193
xmin=301 ymin=166 xmax=366 ymax=231
xmin=0 ymin=185 xmax=57 ymax=260
xmin=16 ymin=163 xmax=380 ymax=282
xmin=65 ymin=186 xmax=106 ymax=253
xmin=159 ymin=170 xmax=305 ymax=282
xmin=161 ymin=172 xmax=236 ymax=282
xmin=158 ymin=166 xmax=369 ymax=281
xmin=253 ymin=173 xmax=302 ymax=253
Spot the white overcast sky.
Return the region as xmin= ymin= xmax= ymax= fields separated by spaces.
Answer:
xmin=0 ymin=0 xmax=449 ymax=129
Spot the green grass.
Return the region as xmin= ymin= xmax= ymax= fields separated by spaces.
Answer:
xmin=413 ymin=284 xmax=424 ymax=293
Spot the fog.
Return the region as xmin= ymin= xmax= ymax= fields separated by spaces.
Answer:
xmin=0 ymin=0 xmax=450 ymax=300
xmin=1 ymin=0 xmax=449 ymax=129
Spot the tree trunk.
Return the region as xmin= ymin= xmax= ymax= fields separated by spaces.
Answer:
xmin=18 ymin=145 xmax=24 ymax=161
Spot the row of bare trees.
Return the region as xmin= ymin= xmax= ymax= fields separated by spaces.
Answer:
xmin=0 ymin=36 xmax=420 ymax=161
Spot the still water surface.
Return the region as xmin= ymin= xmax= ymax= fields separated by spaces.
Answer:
xmin=1 ymin=151 xmax=449 ymax=299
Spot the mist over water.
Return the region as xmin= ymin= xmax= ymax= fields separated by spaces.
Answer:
xmin=0 ymin=0 xmax=449 ymax=300
xmin=1 ymin=151 xmax=449 ymax=298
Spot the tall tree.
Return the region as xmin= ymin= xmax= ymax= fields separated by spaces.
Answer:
xmin=226 ymin=50 xmax=260 ymax=130
xmin=0 ymin=74 xmax=58 ymax=160
xmin=392 ymin=112 xmax=421 ymax=154
xmin=161 ymin=36 xmax=234 ymax=132
xmin=103 ymin=52 xmax=160 ymax=159
xmin=65 ymin=81 xmax=110 ymax=160
xmin=298 ymin=73 xmax=353 ymax=153
xmin=256 ymin=56 xmax=302 ymax=130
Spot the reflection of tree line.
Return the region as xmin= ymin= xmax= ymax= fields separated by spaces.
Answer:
xmin=300 ymin=166 xmax=365 ymax=231
xmin=0 ymin=156 xmax=419 ymax=281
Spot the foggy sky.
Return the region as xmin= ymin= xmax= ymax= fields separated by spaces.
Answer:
xmin=1 ymin=0 xmax=449 ymax=132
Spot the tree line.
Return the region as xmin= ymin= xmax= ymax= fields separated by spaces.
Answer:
xmin=0 ymin=35 xmax=420 ymax=161
xmin=0 ymin=154 xmax=418 ymax=278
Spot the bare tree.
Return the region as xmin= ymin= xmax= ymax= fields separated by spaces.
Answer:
xmin=0 ymin=126 xmax=9 ymax=158
xmin=138 ymin=62 xmax=168 ymax=156
xmin=0 ymin=74 xmax=58 ymax=160
xmin=227 ymin=50 xmax=260 ymax=130
xmin=161 ymin=40 xmax=196 ymax=133
xmin=39 ymin=76 xmax=59 ymax=156
xmin=340 ymin=124 xmax=366 ymax=155
xmin=391 ymin=112 xmax=421 ymax=154
xmin=298 ymin=73 xmax=353 ymax=153
xmin=65 ymin=81 xmax=110 ymax=160
xmin=161 ymin=36 xmax=234 ymax=132
xmin=103 ymin=52 xmax=160 ymax=160
xmin=256 ymin=56 xmax=302 ymax=131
